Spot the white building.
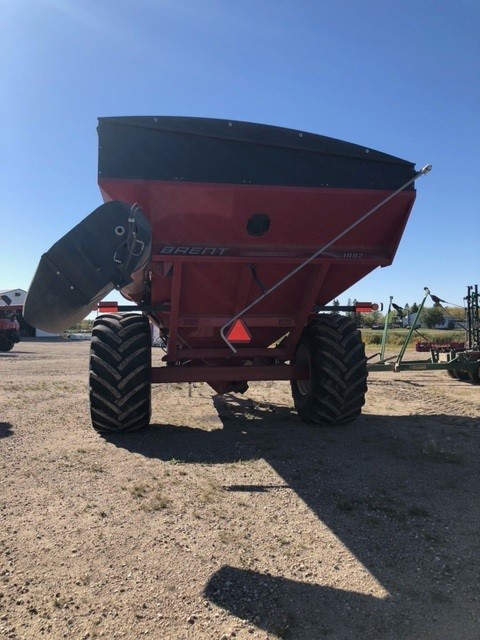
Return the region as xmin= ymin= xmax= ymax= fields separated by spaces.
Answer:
xmin=0 ymin=288 xmax=58 ymax=337
xmin=0 ymin=288 xmax=26 ymax=308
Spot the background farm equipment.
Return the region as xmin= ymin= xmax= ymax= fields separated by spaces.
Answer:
xmin=415 ymin=341 xmax=465 ymax=353
xmin=25 ymin=117 xmax=431 ymax=433
xmin=368 ymin=286 xmax=480 ymax=383
xmin=0 ymin=312 xmax=21 ymax=352
xmin=0 ymin=294 xmax=21 ymax=352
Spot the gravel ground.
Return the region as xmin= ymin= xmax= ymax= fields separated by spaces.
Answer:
xmin=1 ymin=338 xmax=480 ymax=640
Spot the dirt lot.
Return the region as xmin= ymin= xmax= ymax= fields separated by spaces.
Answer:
xmin=1 ymin=339 xmax=480 ymax=640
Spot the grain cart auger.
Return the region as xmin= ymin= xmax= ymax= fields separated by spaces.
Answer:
xmin=24 ymin=117 xmax=431 ymax=433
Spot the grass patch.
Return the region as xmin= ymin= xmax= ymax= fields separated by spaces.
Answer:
xmin=5 ymin=381 xmax=79 ymax=393
xmin=53 ymin=594 xmax=68 ymax=609
xmin=361 ymin=329 xmax=464 ymax=347
xmin=130 ymin=483 xmax=150 ymax=498
xmin=87 ymin=463 xmax=105 ymax=474
xmin=277 ymin=536 xmax=291 ymax=547
xmin=140 ymin=491 xmax=171 ymax=512
xmin=217 ymin=530 xmax=231 ymax=543
xmin=198 ymin=480 xmax=221 ymax=504
xmin=123 ymin=480 xmax=170 ymax=512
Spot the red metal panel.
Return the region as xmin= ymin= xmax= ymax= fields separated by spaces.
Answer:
xmin=99 ymin=180 xmax=414 ymax=262
xmin=151 ymin=364 xmax=308 ymax=383
xmin=151 ymin=255 xmax=390 ymax=265
xmin=165 ymin=261 xmax=182 ymax=362
xmin=282 ymin=263 xmax=329 ymax=359
xmin=99 ymin=178 xmax=415 ymax=364
xmin=98 ymin=301 xmax=118 ymax=312
xmin=233 ymin=264 xmax=254 ymax=313
xmin=174 ymin=347 xmax=288 ymax=359
xmin=177 ymin=316 xmax=295 ymax=327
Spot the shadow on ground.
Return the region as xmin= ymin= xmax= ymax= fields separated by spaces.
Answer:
xmin=0 ymin=350 xmax=36 ymax=358
xmin=0 ymin=422 xmax=13 ymax=438
xmin=107 ymin=396 xmax=480 ymax=639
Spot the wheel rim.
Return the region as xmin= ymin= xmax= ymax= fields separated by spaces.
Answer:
xmin=295 ymin=343 xmax=311 ymax=397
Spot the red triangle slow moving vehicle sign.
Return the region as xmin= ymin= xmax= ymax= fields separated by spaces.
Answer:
xmin=226 ymin=319 xmax=252 ymax=343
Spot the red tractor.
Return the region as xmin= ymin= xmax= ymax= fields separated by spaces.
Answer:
xmin=0 ymin=312 xmax=21 ymax=352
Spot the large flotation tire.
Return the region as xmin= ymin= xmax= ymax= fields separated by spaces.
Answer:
xmin=468 ymin=366 xmax=480 ymax=384
xmin=291 ymin=314 xmax=367 ymax=425
xmin=0 ymin=340 xmax=14 ymax=352
xmin=89 ymin=313 xmax=151 ymax=433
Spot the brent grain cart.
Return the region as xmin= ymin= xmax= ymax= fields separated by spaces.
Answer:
xmin=24 ymin=117 xmax=430 ymax=433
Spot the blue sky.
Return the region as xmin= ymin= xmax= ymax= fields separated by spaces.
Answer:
xmin=1 ymin=0 xmax=479 ymax=309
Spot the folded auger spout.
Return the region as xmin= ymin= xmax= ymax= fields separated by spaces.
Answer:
xmin=24 ymin=201 xmax=151 ymax=333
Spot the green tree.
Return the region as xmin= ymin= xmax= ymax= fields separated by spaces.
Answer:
xmin=352 ymin=298 xmax=361 ymax=326
xmin=421 ymin=307 xmax=445 ymax=329
xmin=442 ymin=307 xmax=465 ymax=322
xmin=68 ymin=319 xmax=94 ymax=332
xmin=362 ymin=311 xmax=383 ymax=328
xmin=346 ymin=298 xmax=354 ymax=321
xmin=331 ymin=299 xmax=340 ymax=314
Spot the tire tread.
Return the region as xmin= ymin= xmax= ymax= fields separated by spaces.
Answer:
xmin=291 ymin=314 xmax=367 ymax=426
xmin=89 ymin=313 xmax=151 ymax=433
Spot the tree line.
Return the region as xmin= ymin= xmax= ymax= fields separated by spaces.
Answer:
xmin=330 ymin=299 xmax=465 ymax=329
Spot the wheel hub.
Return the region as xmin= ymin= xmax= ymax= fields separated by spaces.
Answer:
xmin=295 ymin=343 xmax=311 ymax=396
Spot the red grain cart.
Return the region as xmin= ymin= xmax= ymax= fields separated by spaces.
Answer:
xmin=25 ymin=117 xmax=429 ymax=433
